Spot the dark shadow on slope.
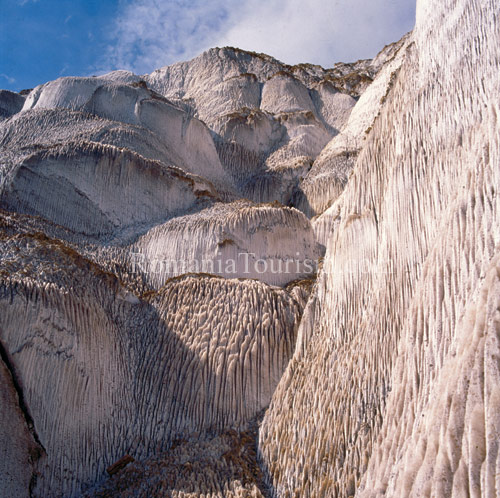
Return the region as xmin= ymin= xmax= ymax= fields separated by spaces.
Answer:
xmin=83 ymin=415 xmax=276 ymax=498
xmin=0 ymin=207 xmax=299 ymax=497
xmin=0 ymin=230 xmax=218 ymax=497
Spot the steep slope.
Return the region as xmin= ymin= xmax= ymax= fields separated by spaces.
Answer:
xmin=0 ymin=105 xmax=215 ymax=178
xmin=126 ymin=201 xmax=320 ymax=288
xmin=0 ymin=141 xmax=216 ymax=235
xmin=258 ymin=0 xmax=500 ymax=497
xmin=144 ymin=46 xmax=397 ymax=205
xmin=83 ymin=427 xmax=268 ymax=497
xmin=2 ymin=1 xmax=497 ymax=496
xmin=0 ymin=213 xmax=306 ymax=496
xmin=0 ymin=90 xmax=25 ymax=120
xmin=20 ymin=78 xmax=232 ymax=193
xmin=294 ymin=34 xmax=409 ymax=218
xmin=0 ymin=356 xmax=42 ymax=498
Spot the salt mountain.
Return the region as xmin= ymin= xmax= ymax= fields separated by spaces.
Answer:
xmin=0 ymin=0 xmax=499 ymax=496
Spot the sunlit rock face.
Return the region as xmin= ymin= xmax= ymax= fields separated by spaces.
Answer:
xmin=0 ymin=214 xmax=305 ymax=496
xmin=0 ymin=141 xmax=216 ymax=235
xmin=259 ymin=0 xmax=500 ymax=497
xmin=292 ymin=34 xmax=410 ymax=219
xmin=1 ymin=0 xmax=497 ymax=495
xmin=127 ymin=201 xmax=320 ymax=288
xmin=144 ymin=45 xmax=395 ymax=207
xmin=21 ymin=78 xmax=232 ymax=194
xmin=0 ymin=40 xmax=331 ymax=496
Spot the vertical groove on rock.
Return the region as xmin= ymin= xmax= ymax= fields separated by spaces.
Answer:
xmin=258 ymin=1 xmax=500 ymax=497
xmin=0 ymin=337 xmax=46 ymax=456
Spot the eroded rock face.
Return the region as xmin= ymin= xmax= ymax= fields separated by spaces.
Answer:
xmin=292 ymin=34 xmax=410 ymax=219
xmin=259 ymin=1 xmax=500 ymax=497
xmin=83 ymin=427 xmax=268 ymax=498
xmin=0 ymin=49 xmax=328 ymax=494
xmin=0 ymin=90 xmax=25 ymax=120
xmin=0 ymin=35 xmax=382 ymax=498
xmin=0 ymin=355 xmax=42 ymax=498
xmin=127 ymin=201 xmax=320 ymax=288
xmin=1 ymin=0 xmax=496 ymax=495
xmin=0 ymin=216 xmax=305 ymax=496
xmin=0 ymin=142 xmax=216 ymax=235
xmin=21 ymin=79 xmax=232 ymax=193
xmin=143 ymin=45 xmax=393 ymax=206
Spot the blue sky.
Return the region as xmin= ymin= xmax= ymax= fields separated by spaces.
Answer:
xmin=0 ymin=0 xmax=416 ymax=93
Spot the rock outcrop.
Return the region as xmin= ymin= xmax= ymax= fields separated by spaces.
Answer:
xmin=259 ymin=0 xmax=500 ymax=497
xmin=0 ymin=213 xmax=305 ymax=495
xmin=1 ymin=141 xmax=216 ymax=235
xmin=0 ymin=90 xmax=25 ymax=121
xmin=144 ymin=45 xmax=396 ymax=206
xmin=0 ymin=0 xmax=498 ymax=496
xmin=127 ymin=201 xmax=320 ymax=288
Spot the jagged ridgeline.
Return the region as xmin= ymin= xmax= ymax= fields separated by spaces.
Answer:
xmin=0 ymin=0 xmax=499 ymax=495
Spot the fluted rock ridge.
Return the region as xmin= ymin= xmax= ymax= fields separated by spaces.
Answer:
xmin=0 ymin=213 xmax=306 ymax=495
xmin=259 ymin=0 xmax=500 ymax=497
xmin=1 ymin=0 xmax=498 ymax=496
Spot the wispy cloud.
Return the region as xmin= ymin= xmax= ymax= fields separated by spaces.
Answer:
xmin=59 ymin=64 xmax=70 ymax=76
xmin=0 ymin=74 xmax=16 ymax=84
xmin=218 ymin=0 xmax=416 ymax=65
xmin=102 ymin=0 xmax=415 ymax=74
xmin=101 ymin=0 xmax=234 ymax=74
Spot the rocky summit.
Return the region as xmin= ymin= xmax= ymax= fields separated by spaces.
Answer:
xmin=0 ymin=0 xmax=499 ymax=496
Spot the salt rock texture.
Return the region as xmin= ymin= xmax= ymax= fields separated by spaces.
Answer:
xmin=0 ymin=355 xmax=41 ymax=498
xmin=0 ymin=27 xmax=392 ymax=498
xmin=127 ymin=201 xmax=320 ymax=288
xmin=293 ymin=34 xmax=410 ymax=218
xmin=84 ymin=427 xmax=268 ymax=498
xmin=21 ymin=79 xmax=231 ymax=193
xmin=0 ymin=141 xmax=217 ymax=235
xmin=0 ymin=212 xmax=304 ymax=496
xmin=1 ymin=0 xmax=498 ymax=495
xmin=259 ymin=1 xmax=500 ymax=497
xmin=0 ymin=107 xmax=223 ymax=196
xmin=144 ymin=46 xmax=393 ymax=205
xmin=0 ymin=90 xmax=25 ymax=120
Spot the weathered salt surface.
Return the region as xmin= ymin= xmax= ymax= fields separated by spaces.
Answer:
xmin=143 ymin=46 xmax=392 ymax=204
xmin=292 ymin=34 xmax=410 ymax=218
xmin=0 ymin=216 xmax=305 ymax=496
xmin=0 ymin=37 xmax=393 ymax=498
xmin=0 ymin=356 xmax=41 ymax=498
xmin=258 ymin=0 xmax=500 ymax=497
xmin=21 ymin=78 xmax=231 ymax=192
xmin=1 ymin=1 xmax=497 ymax=495
xmin=0 ymin=141 xmax=215 ymax=235
xmin=127 ymin=201 xmax=320 ymax=288
xmin=0 ymin=90 xmax=25 ymax=120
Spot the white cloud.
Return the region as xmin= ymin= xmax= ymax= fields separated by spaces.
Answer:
xmin=218 ymin=0 xmax=415 ymax=66
xmin=59 ymin=64 xmax=70 ymax=76
xmin=103 ymin=0 xmax=415 ymax=74
xmin=0 ymin=74 xmax=16 ymax=84
xmin=102 ymin=0 xmax=235 ymax=74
